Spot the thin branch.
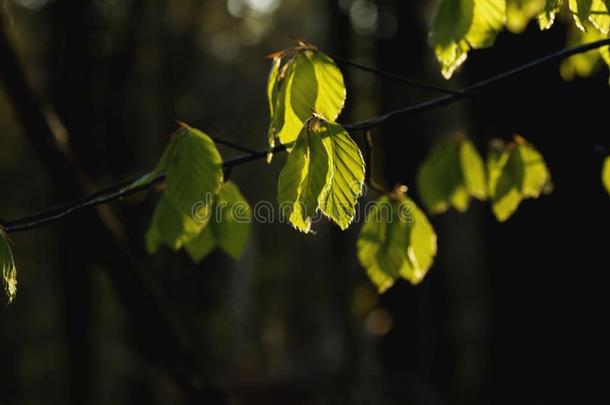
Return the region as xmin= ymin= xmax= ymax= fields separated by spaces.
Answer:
xmin=2 ymin=38 xmax=610 ymax=233
xmin=344 ymin=38 xmax=610 ymax=131
xmin=328 ymin=53 xmax=464 ymax=95
xmin=210 ymin=136 xmax=259 ymax=154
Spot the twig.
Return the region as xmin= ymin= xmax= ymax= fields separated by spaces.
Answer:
xmin=210 ymin=136 xmax=258 ymax=154
xmin=329 ymin=53 xmax=465 ymax=96
xmin=344 ymin=38 xmax=610 ymax=131
xmin=2 ymin=38 xmax=610 ymax=233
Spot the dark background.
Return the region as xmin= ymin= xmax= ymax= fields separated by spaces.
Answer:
xmin=0 ymin=1 xmax=608 ymax=404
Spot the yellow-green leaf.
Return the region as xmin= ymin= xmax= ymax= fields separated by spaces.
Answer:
xmin=569 ymin=0 xmax=593 ymax=30
xmin=212 ymin=182 xmax=252 ymax=259
xmin=268 ymin=47 xmax=346 ymax=147
xmin=417 ymin=137 xmax=486 ymax=214
xmin=507 ymin=0 xmax=546 ymax=33
xmin=539 ymin=0 xmax=564 ymax=29
xmin=145 ymin=195 xmax=209 ymax=253
xmin=357 ymin=195 xmax=437 ymax=293
xmin=516 ymin=136 xmax=552 ymax=197
xmin=165 ymin=127 xmax=223 ymax=216
xmin=589 ymin=0 xmax=610 ymax=33
xmin=318 ymin=120 xmax=365 ymax=230
xmin=487 ymin=136 xmax=551 ymax=222
xmin=267 ymin=57 xmax=282 ymax=161
xmin=430 ymin=0 xmax=505 ymax=79
xmin=185 ymin=226 xmax=215 ymax=262
xmin=186 ymin=181 xmax=252 ymax=261
xmin=460 ymin=138 xmax=488 ymax=200
xmin=487 ymin=139 xmax=523 ymax=222
xmin=560 ymin=23 xmax=609 ymax=80
xmin=0 ymin=230 xmax=17 ymax=303
xmin=277 ymin=120 xmax=330 ymax=232
xmin=601 ymin=156 xmax=610 ymax=194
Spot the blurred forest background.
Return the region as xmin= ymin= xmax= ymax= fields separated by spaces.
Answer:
xmin=0 ymin=0 xmax=608 ymax=404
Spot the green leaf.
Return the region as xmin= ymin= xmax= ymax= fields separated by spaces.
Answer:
xmin=267 ymin=57 xmax=282 ymax=162
xmin=186 ymin=181 xmax=252 ymax=261
xmin=569 ymin=0 xmax=593 ymax=30
xmin=318 ymin=120 xmax=365 ymax=230
xmin=357 ymin=194 xmax=437 ymax=293
xmin=165 ymin=127 xmax=223 ymax=216
xmin=460 ymin=138 xmax=488 ymax=200
xmin=601 ymin=156 xmax=610 ymax=194
xmin=277 ymin=119 xmax=330 ymax=233
xmin=538 ymin=0 xmax=564 ymax=30
xmin=430 ymin=0 xmax=505 ymax=79
xmin=185 ymin=226 xmax=215 ymax=262
xmin=487 ymin=136 xmax=551 ymax=222
xmin=268 ymin=47 xmax=346 ymax=147
xmin=487 ymin=139 xmax=523 ymax=222
xmin=0 ymin=230 xmax=17 ymax=303
xmin=516 ymin=136 xmax=552 ymax=197
xmin=560 ymin=23 xmax=610 ymax=80
xmin=507 ymin=0 xmax=546 ymax=33
xmin=211 ymin=181 xmax=252 ymax=259
xmin=589 ymin=0 xmax=610 ymax=33
xmin=416 ymin=137 xmax=487 ymax=214
xmin=145 ymin=195 xmax=209 ymax=253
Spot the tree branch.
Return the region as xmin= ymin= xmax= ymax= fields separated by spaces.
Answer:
xmin=2 ymin=38 xmax=609 ymax=233
xmin=328 ymin=52 xmax=465 ymax=95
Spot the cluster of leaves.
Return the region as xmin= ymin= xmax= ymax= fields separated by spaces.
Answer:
xmin=3 ymin=32 xmax=609 ymax=303
xmin=487 ymin=136 xmax=552 ymax=221
xmin=430 ymin=0 xmax=610 ymax=80
xmin=268 ymin=45 xmax=436 ymax=292
xmin=141 ymin=125 xmax=251 ymax=262
xmin=430 ymin=0 xmax=506 ymax=79
xmin=417 ymin=134 xmax=552 ymax=222
xmin=357 ymin=189 xmax=437 ymax=293
xmin=267 ymin=41 xmax=346 ymax=156
xmin=417 ymin=135 xmax=487 ymax=214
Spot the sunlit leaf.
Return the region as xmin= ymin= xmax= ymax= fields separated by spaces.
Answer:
xmin=165 ymin=127 xmax=223 ymax=216
xmin=145 ymin=195 xmax=208 ymax=253
xmin=460 ymin=138 xmax=488 ymax=200
xmin=430 ymin=0 xmax=505 ymax=79
xmin=417 ymin=136 xmax=487 ymax=214
xmin=267 ymin=57 xmax=282 ymax=162
xmin=487 ymin=139 xmax=523 ymax=222
xmin=589 ymin=0 xmax=610 ymax=33
xmin=0 ymin=230 xmax=17 ymax=303
xmin=569 ymin=0 xmax=593 ymax=30
xmin=539 ymin=0 xmax=564 ymax=29
xmin=318 ymin=120 xmax=365 ymax=230
xmin=277 ymin=120 xmax=330 ymax=232
xmin=602 ymin=156 xmax=610 ymax=194
xmin=357 ymin=194 xmax=437 ymax=293
xmin=560 ymin=22 xmax=610 ymax=80
xmin=514 ymin=136 xmax=552 ymax=197
xmin=487 ymin=136 xmax=551 ymax=222
xmin=186 ymin=181 xmax=252 ymax=261
xmin=268 ymin=46 xmax=346 ymax=147
xmin=507 ymin=0 xmax=546 ymax=33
